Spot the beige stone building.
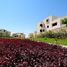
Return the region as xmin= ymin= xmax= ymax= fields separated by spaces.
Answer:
xmin=37 ymin=16 xmax=67 ymax=33
xmin=12 ymin=33 xmax=25 ymax=39
xmin=0 ymin=29 xmax=11 ymax=37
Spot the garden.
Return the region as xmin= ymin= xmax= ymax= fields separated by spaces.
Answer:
xmin=0 ymin=38 xmax=67 ymax=67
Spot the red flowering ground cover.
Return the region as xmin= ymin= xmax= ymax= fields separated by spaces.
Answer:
xmin=0 ymin=38 xmax=67 ymax=67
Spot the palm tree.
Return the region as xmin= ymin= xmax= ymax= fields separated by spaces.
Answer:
xmin=61 ymin=18 xmax=67 ymax=27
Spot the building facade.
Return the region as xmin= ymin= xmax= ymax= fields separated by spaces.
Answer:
xmin=37 ymin=16 xmax=67 ymax=33
xmin=12 ymin=33 xmax=25 ymax=39
xmin=0 ymin=29 xmax=11 ymax=37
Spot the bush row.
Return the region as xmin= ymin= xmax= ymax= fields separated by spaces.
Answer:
xmin=36 ymin=31 xmax=67 ymax=38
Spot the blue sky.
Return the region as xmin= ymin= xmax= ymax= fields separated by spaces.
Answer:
xmin=0 ymin=0 xmax=67 ymax=36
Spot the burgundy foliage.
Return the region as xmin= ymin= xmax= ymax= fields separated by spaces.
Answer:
xmin=0 ymin=38 xmax=67 ymax=67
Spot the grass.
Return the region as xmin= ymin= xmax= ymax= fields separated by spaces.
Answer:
xmin=31 ymin=38 xmax=67 ymax=46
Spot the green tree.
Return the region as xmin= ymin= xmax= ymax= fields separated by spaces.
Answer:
xmin=61 ymin=18 xmax=67 ymax=27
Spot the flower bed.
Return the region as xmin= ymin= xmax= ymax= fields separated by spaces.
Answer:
xmin=0 ymin=38 xmax=67 ymax=67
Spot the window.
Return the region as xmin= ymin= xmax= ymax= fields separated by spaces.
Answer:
xmin=4 ymin=30 xmax=6 ymax=32
xmin=52 ymin=22 xmax=57 ymax=27
xmin=40 ymin=29 xmax=42 ymax=32
xmin=47 ymin=26 xmax=49 ymax=28
xmin=46 ymin=19 xmax=49 ymax=22
xmin=15 ymin=35 xmax=18 ymax=37
xmin=40 ymin=29 xmax=45 ymax=32
xmin=40 ymin=24 xmax=43 ymax=27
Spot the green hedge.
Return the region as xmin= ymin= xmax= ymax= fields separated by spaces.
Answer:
xmin=36 ymin=31 xmax=67 ymax=39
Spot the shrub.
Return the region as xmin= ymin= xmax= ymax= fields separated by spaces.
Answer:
xmin=36 ymin=30 xmax=67 ymax=39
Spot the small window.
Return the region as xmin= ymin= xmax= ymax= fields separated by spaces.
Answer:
xmin=40 ymin=29 xmax=42 ymax=32
xmin=40 ymin=24 xmax=43 ymax=27
xmin=15 ymin=35 xmax=18 ymax=37
xmin=52 ymin=22 xmax=57 ymax=27
xmin=46 ymin=19 xmax=49 ymax=22
xmin=4 ymin=30 xmax=6 ymax=32
xmin=47 ymin=26 xmax=49 ymax=28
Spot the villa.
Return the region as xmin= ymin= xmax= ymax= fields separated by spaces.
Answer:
xmin=0 ymin=29 xmax=25 ymax=38
xmin=12 ymin=33 xmax=25 ymax=39
xmin=37 ymin=16 xmax=67 ymax=33
xmin=0 ymin=29 xmax=11 ymax=37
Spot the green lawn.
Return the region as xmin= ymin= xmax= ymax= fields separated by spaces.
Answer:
xmin=31 ymin=38 xmax=67 ymax=46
